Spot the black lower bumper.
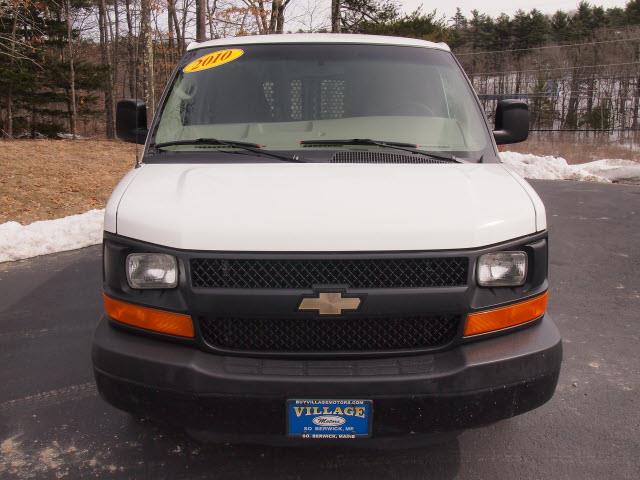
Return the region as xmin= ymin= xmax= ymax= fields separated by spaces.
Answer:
xmin=92 ymin=315 xmax=562 ymax=443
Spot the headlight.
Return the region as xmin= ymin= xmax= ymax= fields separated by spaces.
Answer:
xmin=477 ymin=251 xmax=527 ymax=287
xmin=126 ymin=253 xmax=178 ymax=289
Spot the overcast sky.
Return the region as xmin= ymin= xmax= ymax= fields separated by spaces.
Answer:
xmin=398 ymin=0 xmax=630 ymax=19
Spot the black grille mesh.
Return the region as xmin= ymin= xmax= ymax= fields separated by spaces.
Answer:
xmin=199 ymin=315 xmax=460 ymax=353
xmin=331 ymin=151 xmax=450 ymax=164
xmin=190 ymin=257 xmax=468 ymax=289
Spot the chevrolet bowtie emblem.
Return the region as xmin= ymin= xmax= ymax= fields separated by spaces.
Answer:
xmin=298 ymin=292 xmax=361 ymax=315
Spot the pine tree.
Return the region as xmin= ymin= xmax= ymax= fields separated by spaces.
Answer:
xmin=0 ymin=0 xmax=106 ymax=137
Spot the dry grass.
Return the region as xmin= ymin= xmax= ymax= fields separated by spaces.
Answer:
xmin=1 ymin=139 xmax=136 ymax=224
xmin=505 ymin=132 xmax=640 ymax=164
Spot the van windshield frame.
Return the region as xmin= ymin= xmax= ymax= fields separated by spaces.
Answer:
xmin=148 ymin=43 xmax=497 ymax=163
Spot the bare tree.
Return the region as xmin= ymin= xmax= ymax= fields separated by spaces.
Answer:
xmin=210 ymin=1 xmax=256 ymax=37
xmin=168 ymin=0 xmax=175 ymax=51
xmin=180 ymin=0 xmax=191 ymax=48
xmin=196 ymin=0 xmax=206 ymax=40
xmin=124 ymin=0 xmax=136 ymax=97
xmin=98 ymin=0 xmax=115 ymax=138
xmin=5 ymin=1 xmax=19 ymax=137
xmin=268 ymin=0 xmax=291 ymax=33
xmin=65 ymin=0 xmax=77 ymax=138
xmin=331 ymin=0 xmax=340 ymax=32
xmin=113 ymin=0 xmax=120 ymax=99
xmin=269 ymin=0 xmax=280 ymax=32
xmin=241 ymin=0 xmax=269 ymax=34
xmin=206 ymin=0 xmax=219 ymax=39
xmin=141 ymin=0 xmax=155 ymax=114
xmin=167 ymin=0 xmax=185 ymax=53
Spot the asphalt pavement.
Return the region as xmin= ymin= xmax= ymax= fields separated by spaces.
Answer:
xmin=1 ymin=180 xmax=639 ymax=479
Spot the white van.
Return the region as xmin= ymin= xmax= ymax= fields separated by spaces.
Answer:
xmin=92 ymin=34 xmax=561 ymax=444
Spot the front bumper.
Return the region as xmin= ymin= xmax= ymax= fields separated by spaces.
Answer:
xmin=92 ymin=313 xmax=562 ymax=443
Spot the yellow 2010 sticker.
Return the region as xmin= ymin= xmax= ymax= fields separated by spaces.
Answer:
xmin=183 ymin=49 xmax=244 ymax=73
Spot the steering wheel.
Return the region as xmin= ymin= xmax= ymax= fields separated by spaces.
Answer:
xmin=387 ymin=101 xmax=436 ymax=116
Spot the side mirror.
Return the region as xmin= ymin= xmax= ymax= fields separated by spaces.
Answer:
xmin=116 ymin=99 xmax=148 ymax=144
xmin=493 ymin=100 xmax=529 ymax=145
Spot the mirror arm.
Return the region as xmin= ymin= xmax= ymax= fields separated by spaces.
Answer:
xmin=493 ymin=130 xmax=509 ymax=144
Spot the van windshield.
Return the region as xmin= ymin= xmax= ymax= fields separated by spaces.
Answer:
xmin=153 ymin=43 xmax=492 ymax=160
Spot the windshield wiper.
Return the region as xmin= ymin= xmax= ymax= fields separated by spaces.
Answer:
xmin=299 ymin=138 xmax=462 ymax=163
xmin=152 ymin=138 xmax=304 ymax=163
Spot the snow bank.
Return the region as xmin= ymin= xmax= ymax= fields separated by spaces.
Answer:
xmin=501 ymin=151 xmax=640 ymax=184
xmin=0 ymin=209 xmax=104 ymax=263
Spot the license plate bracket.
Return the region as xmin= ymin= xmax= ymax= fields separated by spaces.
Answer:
xmin=287 ymin=399 xmax=372 ymax=439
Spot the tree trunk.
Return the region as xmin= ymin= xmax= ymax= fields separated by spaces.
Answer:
xmin=196 ymin=0 xmax=206 ymax=41
xmin=167 ymin=0 xmax=183 ymax=53
xmin=207 ymin=0 xmax=218 ymax=39
xmin=617 ymin=77 xmax=628 ymax=131
xmin=248 ymin=0 xmax=269 ymax=34
xmin=113 ymin=0 xmax=120 ymax=100
xmin=632 ymin=76 xmax=640 ymax=130
xmin=141 ymin=0 xmax=155 ymax=115
xmin=66 ymin=0 xmax=77 ymax=138
xmin=331 ymin=0 xmax=341 ymax=33
xmin=173 ymin=6 xmax=183 ymax=52
xmin=269 ymin=0 xmax=288 ymax=33
xmin=6 ymin=6 xmax=19 ymax=137
xmin=6 ymin=90 xmax=12 ymax=138
xmin=586 ymin=75 xmax=595 ymax=117
xmin=124 ymin=0 xmax=136 ymax=98
xmin=276 ymin=0 xmax=288 ymax=33
xmin=563 ymin=69 xmax=581 ymax=129
xmin=99 ymin=0 xmax=115 ymax=138
xmin=180 ymin=0 xmax=188 ymax=50
xmin=168 ymin=0 xmax=175 ymax=51
xmin=269 ymin=0 xmax=280 ymax=32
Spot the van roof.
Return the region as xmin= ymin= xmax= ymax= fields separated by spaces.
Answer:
xmin=186 ymin=33 xmax=450 ymax=52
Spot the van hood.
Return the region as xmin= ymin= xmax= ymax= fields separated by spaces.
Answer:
xmin=108 ymin=162 xmax=545 ymax=251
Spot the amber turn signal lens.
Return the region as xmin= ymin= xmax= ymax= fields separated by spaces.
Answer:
xmin=103 ymin=294 xmax=194 ymax=338
xmin=464 ymin=291 xmax=548 ymax=337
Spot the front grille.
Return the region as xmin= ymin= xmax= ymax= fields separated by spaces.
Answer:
xmin=199 ymin=315 xmax=460 ymax=353
xmin=331 ymin=151 xmax=450 ymax=164
xmin=190 ymin=257 xmax=468 ymax=289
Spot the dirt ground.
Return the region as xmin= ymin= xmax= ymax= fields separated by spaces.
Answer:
xmin=0 ymin=140 xmax=136 ymax=224
xmin=1 ymin=136 xmax=638 ymax=225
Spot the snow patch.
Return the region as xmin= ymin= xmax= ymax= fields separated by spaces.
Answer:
xmin=0 ymin=434 xmax=108 ymax=479
xmin=501 ymin=151 xmax=640 ymax=184
xmin=0 ymin=209 xmax=104 ymax=263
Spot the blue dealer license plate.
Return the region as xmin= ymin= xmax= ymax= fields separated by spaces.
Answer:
xmin=287 ymin=399 xmax=372 ymax=439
